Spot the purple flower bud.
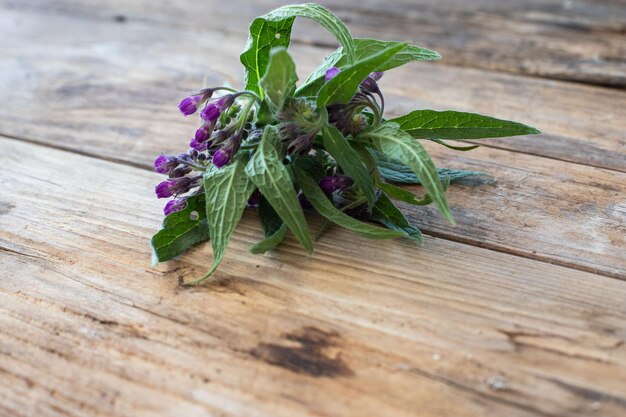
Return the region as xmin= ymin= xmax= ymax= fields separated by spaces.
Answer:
xmin=201 ymin=95 xmax=234 ymax=122
xmin=195 ymin=124 xmax=212 ymax=142
xmin=169 ymin=166 xmax=192 ymax=178
xmin=212 ymin=149 xmax=230 ymax=168
xmin=370 ymin=71 xmax=384 ymax=81
xmin=319 ymin=175 xmax=354 ymax=194
xmin=155 ymin=176 xmax=196 ymax=199
xmin=163 ymin=198 xmax=188 ymax=216
xmin=189 ymin=136 xmax=208 ymax=151
xmin=153 ymin=154 xmax=178 ymax=174
xmin=325 ymin=66 xmax=341 ymax=82
xmin=178 ymin=96 xmax=202 ymax=116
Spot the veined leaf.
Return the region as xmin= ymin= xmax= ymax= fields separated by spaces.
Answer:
xmin=263 ymin=3 xmax=354 ymax=63
xmin=150 ymin=194 xmax=210 ymax=263
xmin=322 ymin=124 xmax=376 ymax=204
xmin=242 ymin=3 xmax=354 ymax=97
xmin=295 ymin=167 xmax=406 ymax=240
xmin=297 ymin=38 xmax=439 ymax=97
xmin=362 ymin=123 xmax=454 ymax=224
xmin=251 ymin=197 xmax=287 ymax=254
xmin=260 ymin=47 xmax=298 ymax=114
xmin=317 ymin=43 xmax=407 ymax=107
xmin=240 ymin=17 xmax=295 ymax=97
xmin=371 ymin=193 xmax=423 ymax=242
xmin=390 ymin=110 xmax=541 ymax=140
xmin=186 ymin=159 xmax=255 ymax=285
xmin=246 ymin=126 xmax=313 ymax=252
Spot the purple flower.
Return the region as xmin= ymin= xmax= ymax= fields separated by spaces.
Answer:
xmin=163 ymin=198 xmax=188 ymax=216
xmin=201 ymin=95 xmax=234 ymax=122
xmin=178 ymin=88 xmax=216 ymax=116
xmin=189 ymin=136 xmax=208 ymax=151
xmin=155 ymin=176 xmax=197 ymax=198
xmin=212 ymin=149 xmax=230 ymax=168
xmin=195 ymin=124 xmax=212 ymax=142
xmin=178 ymin=96 xmax=202 ymax=116
xmin=153 ymin=154 xmax=178 ymax=174
xmin=325 ymin=66 xmax=340 ymax=82
xmin=319 ymin=175 xmax=354 ymax=193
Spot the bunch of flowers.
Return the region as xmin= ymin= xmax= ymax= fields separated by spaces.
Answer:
xmin=151 ymin=3 xmax=539 ymax=284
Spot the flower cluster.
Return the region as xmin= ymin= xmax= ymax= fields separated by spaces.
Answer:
xmin=153 ymin=88 xmax=258 ymax=215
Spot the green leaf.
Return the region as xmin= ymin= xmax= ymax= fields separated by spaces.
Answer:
xmin=185 ymin=159 xmax=255 ymax=284
xmin=317 ymin=43 xmax=407 ymax=107
xmin=390 ymin=110 xmax=541 ymax=140
xmin=377 ymin=181 xmax=432 ymax=206
xmin=246 ymin=126 xmax=313 ymax=252
xmin=295 ymin=167 xmax=406 ymax=240
xmin=260 ymin=47 xmax=298 ymax=114
xmin=371 ymin=193 xmax=423 ymax=242
xmin=295 ymin=47 xmax=344 ymax=97
xmin=322 ymin=124 xmax=376 ymax=204
xmin=263 ymin=3 xmax=355 ymax=63
xmin=240 ymin=17 xmax=295 ymax=97
xmin=341 ymin=38 xmax=440 ymax=70
xmin=362 ymin=123 xmax=454 ymax=224
xmin=150 ymin=194 xmax=210 ymax=263
xmin=297 ymin=38 xmax=439 ymax=97
xmin=251 ymin=197 xmax=287 ymax=254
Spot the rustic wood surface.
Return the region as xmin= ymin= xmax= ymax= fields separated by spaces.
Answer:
xmin=1 ymin=1 xmax=625 ymax=416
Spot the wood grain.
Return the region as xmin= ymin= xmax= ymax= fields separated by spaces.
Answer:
xmin=2 ymin=137 xmax=626 ymax=417
xmin=1 ymin=4 xmax=626 ymax=172
xmin=0 ymin=8 xmax=624 ymax=278
xmin=7 ymin=0 xmax=626 ymax=87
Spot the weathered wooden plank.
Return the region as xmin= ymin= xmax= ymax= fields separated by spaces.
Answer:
xmin=1 ymin=137 xmax=626 ymax=417
xmin=6 ymin=0 xmax=626 ymax=87
xmin=1 ymin=6 xmax=625 ymax=173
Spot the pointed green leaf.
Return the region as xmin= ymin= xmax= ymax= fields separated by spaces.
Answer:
xmin=362 ymin=123 xmax=454 ymax=224
xmin=295 ymin=47 xmax=344 ymax=97
xmin=295 ymin=167 xmax=406 ymax=240
xmin=240 ymin=17 xmax=295 ymax=97
xmin=250 ymin=197 xmax=287 ymax=254
xmin=150 ymin=194 xmax=210 ymax=263
xmin=297 ymin=38 xmax=439 ymax=97
xmin=317 ymin=43 xmax=407 ymax=107
xmin=371 ymin=193 xmax=423 ymax=242
xmin=260 ymin=47 xmax=298 ymax=114
xmin=263 ymin=3 xmax=355 ymax=62
xmin=322 ymin=124 xmax=376 ymax=204
xmin=376 ymin=181 xmax=433 ymax=206
xmin=186 ymin=160 xmax=255 ymax=284
xmin=246 ymin=126 xmax=313 ymax=252
xmin=390 ymin=110 xmax=541 ymax=140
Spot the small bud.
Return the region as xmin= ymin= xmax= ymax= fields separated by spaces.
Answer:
xmin=153 ymin=154 xmax=178 ymax=174
xmin=319 ymin=175 xmax=354 ymax=193
xmin=201 ymin=95 xmax=235 ymax=122
xmin=163 ymin=198 xmax=188 ymax=216
xmin=178 ymin=96 xmax=201 ymax=116
xmin=169 ymin=166 xmax=192 ymax=178
xmin=325 ymin=66 xmax=340 ymax=82
xmin=212 ymin=149 xmax=230 ymax=168
xmin=155 ymin=176 xmax=197 ymax=198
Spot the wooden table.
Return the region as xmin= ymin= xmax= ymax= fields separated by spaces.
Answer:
xmin=1 ymin=1 xmax=625 ymax=416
